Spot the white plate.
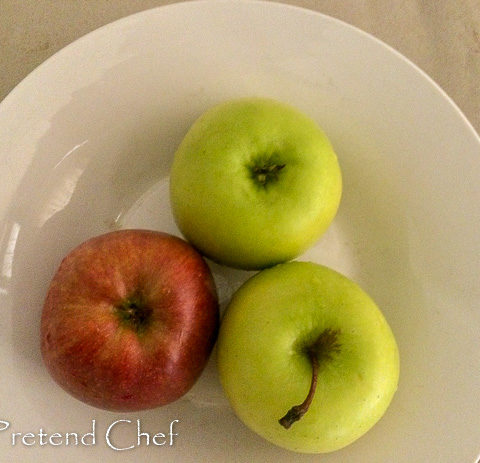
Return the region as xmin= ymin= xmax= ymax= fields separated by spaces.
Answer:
xmin=1 ymin=1 xmax=479 ymax=461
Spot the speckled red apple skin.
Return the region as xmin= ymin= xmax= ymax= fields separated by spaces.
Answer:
xmin=40 ymin=229 xmax=219 ymax=412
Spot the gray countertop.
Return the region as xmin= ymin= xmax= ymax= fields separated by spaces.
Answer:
xmin=1 ymin=0 xmax=479 ymax=133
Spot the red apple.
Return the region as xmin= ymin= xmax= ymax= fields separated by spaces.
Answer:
xmin=40 ymin=229 xmax=219 ymax=411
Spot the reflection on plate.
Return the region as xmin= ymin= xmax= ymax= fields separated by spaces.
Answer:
xmin=0 ymin=1 xmax=479 ymax=461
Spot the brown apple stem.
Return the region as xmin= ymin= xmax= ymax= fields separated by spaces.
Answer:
xmin=278 ymin=350 xmax=319 ymax=429
xmin=279 ymin=328 xmax=340 ymax=429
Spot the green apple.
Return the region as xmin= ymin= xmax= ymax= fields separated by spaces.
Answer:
xmin=169 ymin=98 xmax=342 ymax=270
xmin=217 ymin=261 xmax=399 ymax=453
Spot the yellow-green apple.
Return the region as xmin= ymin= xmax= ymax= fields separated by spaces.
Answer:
xmin=217 ymin=261 xmax=399 ymax=453
xmin=41 ymin=229 xmax=219 ymax=411
xmin=169 ymin=97 xmax=342 ymax=270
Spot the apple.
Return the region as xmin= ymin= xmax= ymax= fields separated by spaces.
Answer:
xmin=40 ymin=229 xmax=219 ymax=412
xmin=217 ymin=261 xmax=399 ymax=453
xmin=169 ymin=97 xmax=342 ymax=270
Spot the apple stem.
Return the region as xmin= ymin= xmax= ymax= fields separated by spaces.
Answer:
xmin=253 ymin=163 xmax=285 ymax=185
xmin=115 ymin=294 xmax=152 ymax=334
xmin=278 ymin=350 xmax=319 ymax=429
xmin=279 ymin=328 xmax=340 ymax=429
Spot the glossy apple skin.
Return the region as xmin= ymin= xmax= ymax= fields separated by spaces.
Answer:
xmin=217 ymin=261 xmax=399 ymax=453
xmin=170 ymin=97 xmax=342 ymax=270
xmin=41 ymin=229 xmax=219 ymax=411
